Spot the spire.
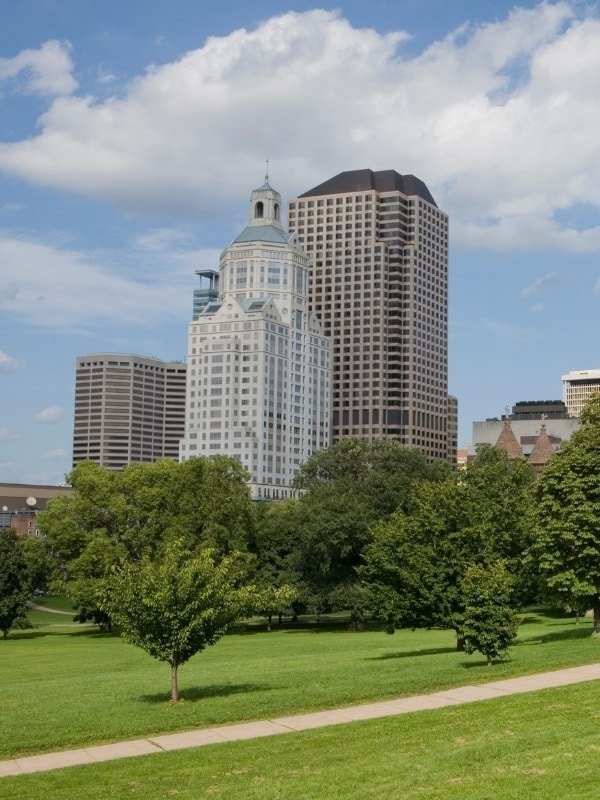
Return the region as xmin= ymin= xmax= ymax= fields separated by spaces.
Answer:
xmin=494 ymin=417 xmax=523 ymax=459
xmin=528 ymin=424 xmax=556 ymax=476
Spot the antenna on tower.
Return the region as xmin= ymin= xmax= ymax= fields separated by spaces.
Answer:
xmin=265 ymin=156 xmax=269 ymax=184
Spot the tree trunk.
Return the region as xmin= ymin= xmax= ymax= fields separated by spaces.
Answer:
xmin=267 ymin=615 xmax=272 ymax=632
xmin=487 ymin=654 xmax=492 ymax=666
xmin=171 ymin=662 xmax=179 ymax=704
xmin=456 ymin=635 xmax=466 ymax=652
xmin=592 ymin=599 xmax=600 ymax=637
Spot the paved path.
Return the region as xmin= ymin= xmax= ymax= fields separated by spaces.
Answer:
xmin=2 ymin=663 xmax=600 ymax=778
xmin=26 ymin=601 xmax=74 ymax=616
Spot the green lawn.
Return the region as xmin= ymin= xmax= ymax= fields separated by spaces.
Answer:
xmin=1 ymin=608 xmax=599 ymax=760
xmin=3 ymin=679 xmax=600 ymax=799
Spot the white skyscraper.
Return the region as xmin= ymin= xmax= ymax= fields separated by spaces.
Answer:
xmin=180 ymin=179 xmax=331 ymax=499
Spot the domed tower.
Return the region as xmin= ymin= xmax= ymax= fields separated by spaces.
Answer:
xmin=181 ymin=174 xmax=332 ymax=502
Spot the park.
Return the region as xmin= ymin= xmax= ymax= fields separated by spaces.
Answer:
xmin=2 ymin=397 xmax=600 ymax=797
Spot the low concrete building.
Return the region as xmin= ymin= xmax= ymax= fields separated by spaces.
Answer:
xmin=473 ymin=401 xmax=579 ymax=459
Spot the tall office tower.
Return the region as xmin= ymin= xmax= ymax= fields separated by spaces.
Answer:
xmin=180 ymin=179 xmax=331 ymax=500
xmin=73 ymin=354 xmax=187 ymax=470
xmin=288 ymin=169 xmax=450 ymax=461
xmin=562 ymin=369 xmax=600 ymax=417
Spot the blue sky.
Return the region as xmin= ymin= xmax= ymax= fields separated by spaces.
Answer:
xmin=1 ymin=0 xmax=600 ymax=483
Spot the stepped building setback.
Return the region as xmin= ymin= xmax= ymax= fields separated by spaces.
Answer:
xmin=180 ymin=179 xmax=331 ymax=499
xmin=288 ymin=169 xmax=452 ymax=462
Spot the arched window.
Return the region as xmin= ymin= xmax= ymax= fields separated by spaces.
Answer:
xmin=274 ymin=203 xmax=280 ymax=221
xmin=255 ymin=201 xmax=264 ymax=219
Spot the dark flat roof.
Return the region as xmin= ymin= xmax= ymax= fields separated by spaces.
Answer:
xmin=298 ymin=169 xmax=437 ymax=207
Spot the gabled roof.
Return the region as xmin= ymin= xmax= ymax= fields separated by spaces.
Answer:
xmin=299 ymin=169 xmax=438 ymax=207
xmin=494 ymin=418 xmax=523 ymax=459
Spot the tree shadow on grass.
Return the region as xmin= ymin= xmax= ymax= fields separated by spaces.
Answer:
xmin=8 ymin=627 xmax=107 ymax=641
xmin=515 ymin=626 xmax=591 ymax=647
xmin=140 ymin=683 xmax=269 ymax=704
xmin=369 ymin=646 xmax=457 ymax=661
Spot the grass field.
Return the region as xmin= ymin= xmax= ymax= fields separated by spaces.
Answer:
xmin=3 ymin=679 xmax=600 ymax=799
xmin=1 ymin=606 xmax=599 ymax=762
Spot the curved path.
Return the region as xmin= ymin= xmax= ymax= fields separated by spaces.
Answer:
xmin=26 ymin=601 xmax=74 ymax=616
xmin=1 ymin=663 xmax=600 ymax=778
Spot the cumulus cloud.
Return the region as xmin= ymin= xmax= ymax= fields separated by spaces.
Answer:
xmin=34 ymin=406 xmax=64 ymax=424
xmin=41 ymin=448 xmax=68 ymax=459
xmin=1 ymin=5 xmax=600 ymax=250
xmin=0 ymin=349 xmax=21 ymax=371
xmin=0 ymin=233 xmax=198 ymax=329
xmin=0 ymin=40 xmax=76 ymax=95
xmin=0 ymin=427 xmax=18 ymax=441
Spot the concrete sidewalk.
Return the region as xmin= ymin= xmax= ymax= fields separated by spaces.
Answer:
xmin=3 ymin=663 xmax=600 ymax=778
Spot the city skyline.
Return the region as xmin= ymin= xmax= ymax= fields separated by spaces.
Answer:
xmin=2 ymin=0 xmax=600 ymax=483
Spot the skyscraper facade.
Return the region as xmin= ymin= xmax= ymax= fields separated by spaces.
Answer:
xmin=73 ymin=353 xmax=187 ymax=470
xmin=288 ymin=169 xmax=450 ymax=461
xmin=562 ymin=369 xmax=600 ymax=417
xmin=180 ymin=180 xmax=331 ymax=499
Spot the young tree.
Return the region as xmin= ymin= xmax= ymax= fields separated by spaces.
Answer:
xmin=532 ymin=394 xmax=600 ymax=635
xmin=459 ymin=561 xmax=519 ymax=665
xmin=0 ymin=530 xmax=31 ymax=638
xmin=105 ymin=539 xmax=256 ymax=703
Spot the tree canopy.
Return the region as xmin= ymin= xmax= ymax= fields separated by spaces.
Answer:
xmin=532 ymin=393 xmax=600 ymax=634
xmin=361 ymin=446 xmax=534 ymax=639
xmin=0 ymin=529 xmax=31 ymax=639
xmin=285 ymin=439 xmax=448 ymax=621
xmin=39 ymin=457 xmax=254 ymax=626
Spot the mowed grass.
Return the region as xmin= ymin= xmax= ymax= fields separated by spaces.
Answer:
xmin=1 ymin=608 xmax=599 ymax=760
xmin=4 ymin=680 xmax=600 ymax=799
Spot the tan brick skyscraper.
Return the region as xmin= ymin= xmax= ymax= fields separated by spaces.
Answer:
xmin=288 ymin=169 xmax=451 ymax=462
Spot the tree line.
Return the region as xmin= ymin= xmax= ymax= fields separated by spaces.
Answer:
xmin=3 ymin=394 xmax=600 ymax=699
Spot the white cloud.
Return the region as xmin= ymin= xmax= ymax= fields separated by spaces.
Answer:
xmin=0 ymin=349 xmax=21 ymax=371
xmin=0 ymin=40 xmax=76 ymax=95
xmin=519 ymin=272 xmax=572 ymax=297
xmin=34 ymin=405 xmax=64 ymax=424
xmin=1 ymin=6 xmax=600 ymax=250
xmin=41 ymin=448 xmax=68 ymax=459
xmin=0 ymin=233 xmax=196 ymax=329
xmin=0 ymin=427 xmax=18 ymax=441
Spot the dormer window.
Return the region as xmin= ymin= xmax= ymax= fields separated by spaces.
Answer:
xmin=255 ymin=201 xmax=264 ymax=219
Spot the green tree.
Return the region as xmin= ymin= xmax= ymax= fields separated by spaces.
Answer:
xmin=20 ymin=537 xmax=55 ymax=593
xmin=39 ymin=457 xmax=254 ymax=627
xmin=105 ymin=539 xmax=256 ymax=703
xmin=532 ymin=393 xmax=600 ymax=635
xmin=289 ymin=439 xmax=446 ymax=619
xmin=361 ymin=446 xmax=534 ymax=641
xmin=0 ymin=530 xmax=31 ymax=638
xmin=459 ymin=561 xmax=519 ymax=665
